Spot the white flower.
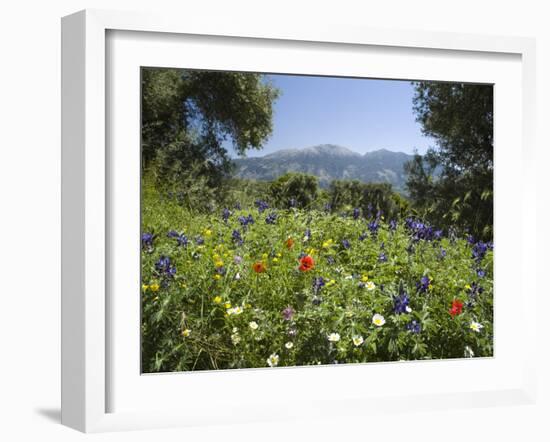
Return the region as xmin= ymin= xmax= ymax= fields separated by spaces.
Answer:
xmin=365 ymin=281 xmax=376 ymax=291
xmin=465 ymin=346 xmax=475 ymax=358
xmin=227 ymin=306 xmax=243 ymax=316
xmin=231 ymin=333 xmax=241 ymax=345
xmin=372 ymin=313 xmax=386 ymax=327
xmin=249 ymin=321 xmax=259 ymax=330
xmin=182 ymin=328 xmax=191 ymax=337
xmin=267 ymin=353 xmax=279 ymax=367
xmin=285 ymin=342 xmax=294 ymax=349
xmin=405 ymin=306 xmax=412 ymax=313
xmin=232 ymin=327 xmax=239 ymax=333
xmin=352 ymin=335 xmax=364 ymax=347
xmin=469 ymin=321 xmax=484 ymax=333
xmin=235 ymin=272 xmax=241 ymax=280
xmin=344 ymin=275 xmax=353 ymax=280
xmin=327 ymin=332 xmax=341 ymax=342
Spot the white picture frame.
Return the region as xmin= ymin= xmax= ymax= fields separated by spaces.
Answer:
xmin=61 ymin=9 xmax=537 ymax=433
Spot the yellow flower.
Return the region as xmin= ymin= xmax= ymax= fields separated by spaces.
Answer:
xmin=142 ymin=284 xmax=149 ymax=292
xmin=325 ymin=279 xmax=336 ymax=287
xmin=365 ymin=281 xmax=376 ymax=291
xmin=182 ymin=328 xmax=191 ymax=337
xmin=204 ymin=229 xmax=212 ymax=237
xmin=262 ymin=253 xmax=269 ymax=260
xmin=213 ymin=253 xmax=221 ymax=261
xmin=361 ymin=274 xmax=369 ymax=282
xmin=150 ymin=283 xmax=160 ymax=292
xmin=213 ymin=296 xmax=222 ymax=304
xmin=152 ymin=296 xmax=159 ymax=302
xmin=306 ymin=247 xmax=316 ymax=255
xmin=213 ymin=274 xmax=222 ymax=280
xmin=322 ymin=239 xmax=334 ymax=249
xmin=276 ymin=252 xmax=282 ymax=258
xmin=215 ymin=260 xmax=224 ymax=268
xmin=272 ymin=257 xmax=279 ymax=263
xmin=352 ymin=335 xmax=364 ymax=347
xmin=465 ymin=284 xmax=472 ymax=290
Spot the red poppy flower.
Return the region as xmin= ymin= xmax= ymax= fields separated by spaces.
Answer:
xmin=298 ymin=255 xmax=315 ymax=272
xmin=285 ymin=237 xmax=295 ymax=249
xmin=252 ymin=261 xmax=266 ymax=273
xmin=449 ymin=299 xmax=464 ymax=317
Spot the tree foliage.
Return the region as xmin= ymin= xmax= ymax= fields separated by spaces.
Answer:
xmin=141 ymin=68 xmax=280 ymax=190
xmin=406 ymin=82 xmax=493 ymax=239
xmin=268 ymin=172 xmax=319 ymax=209
xmin=328 ymin=180 xmax=409 ymax=220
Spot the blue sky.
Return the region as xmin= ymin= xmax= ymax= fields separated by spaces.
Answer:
xmin=228 ymin=74 xmax=435 ymax=158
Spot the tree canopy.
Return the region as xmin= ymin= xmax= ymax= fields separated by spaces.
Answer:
xmin=405 ymin=82 xmax=493 ymax=240
xmin=141 ymin=68 xmax=280 ymax=186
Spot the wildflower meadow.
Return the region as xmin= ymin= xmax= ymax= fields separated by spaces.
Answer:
xmin=140 ymin=68 xmax=493 ymax=372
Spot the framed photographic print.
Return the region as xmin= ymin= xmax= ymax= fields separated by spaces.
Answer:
xmin=61 ymin=9 xmax=537 ymax=432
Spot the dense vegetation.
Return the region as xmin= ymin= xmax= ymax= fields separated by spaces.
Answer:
xmin=140 ymin=68 xmax=494 ymax=372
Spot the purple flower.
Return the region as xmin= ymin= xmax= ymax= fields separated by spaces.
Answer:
xmin=326 ymin=255 xmax=335 ymax=265
xmin=472 ymin=241 xmax=489 ymax=263
xmin=440 ymin=248 xmax=447 ymax=258
xmin=141 ymin=232 xmax=154 ymax=249
xmin=238 ymin=214 xmax=255 ymax=228
xmin=312 ymin=277 xmax=325 ymax=295
xmin=393 ymin=291 xmax=410 ymax=314
xmin=359 ymin=232 xmax=367 ymax=241
xmin=155 ymin=255 xmax=176 ymax=277
xmin=378 ymin=252 xmax=387 ymax=262
xmin=222 ymin=208 xmax=231 ymax=222
xmin=282 ymin=306 xmax=295 ymax=321
xmin=368 ymin=220 xmax=379 ymax=235
xmin=304 ymin=228 xmax=311 ymax=241
xmin=341 ymin=239 xmax=351 ymax=250
xmin=352 ymin=208 xmax=360 ymax=220
xmin=254 ymin=200 xmax=269 ymax=213
xmin=477 ymin=268 xmax=486 ymax=278
xmin=195 ymin=235 xmax=204 ymax=246
xmin=416 ymin=276 xmax=430 ymax=293
xmin=389 ymin=219 xmax=398 ymax=231
xmin=407 ymin=320 xmax=421 ymax=334
xmin=232 ymin=229 xmax=243 ymax=245
xmin=167 ymin=230 xmax=188 ymax=247
xmin=234 ymin=202 xmax=241 ymax=210
xmin=265 ymin=212 xmax=278 ymax=225
xmin=234 ymin=255 xmax=243 ymax=264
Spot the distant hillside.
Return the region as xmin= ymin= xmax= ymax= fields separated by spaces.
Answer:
xmin=232 ymin=144 xmax=414 ymax=190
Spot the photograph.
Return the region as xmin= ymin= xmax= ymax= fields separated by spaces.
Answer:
xmin=140 ymin=68 xmax=494 ymax=373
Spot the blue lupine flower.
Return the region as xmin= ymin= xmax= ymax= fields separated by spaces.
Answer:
xmin=378 ymin=252 xmax=387 ymax=262
xmin=232 ymin=229 xmax=243 ymax=245
xmin=304 ymin=228 xmax=311 ymax=241
xmin=141 ymin=232 xmax=154 ymax=249
xmin=366 ymin=203 xmax=373 ymax=218
xmin=265 ymin=212 xmax=278 ymax=225
xmin=312 ymin=276 xmax=325 ymax=295
xmin=477 ymin=268 xmax=486 ymax=278
xmin=416 ymin=276 xmax=430 ymax=293
xmin=254 ymin=200 xmax=269 ymax=213
xmin=326 ymin=256 xmax=335 ymax=265
xmin=440 ymin=248 xmax=447 ymax=258
xmin=216 ymin=266 xmax=226 ymax=276
xmin=155 ymin=255 xmax=176 ymax=276
xmin=407 ymin=320 xmax=422 ymax=334
xmin=466 ymin=234 xmax=476 ymax=244
xmin=234 ymin=202 xmax=241 ymax=210
xmin=167 ymin=230 xmax=179 ymax=239
xmin=389 ymin=219 xmax=398 ymax=231
xmin=405 ymin=217 xmax=442 ymax=242
xmin=238 ymin=214 xmax=255 ymax=228
xmin=359 ymin=232 xmax=367 ymax=241
xmin=342 ymin=239 xmax=351 ymax=250
xmin=222 ymin=208 xmax=231 ymax=222
xmin=195 ymin=235 xmax=204 ymax=246
xmin=393 ymin=291 xmax=410 ymax=314
xmin=368 ymin=220 xmax=379 ymax=235
xmin=472 ymin=241 xmax=489 ymax=263
xmin=352 ymin=208 xmax=360 ymax=220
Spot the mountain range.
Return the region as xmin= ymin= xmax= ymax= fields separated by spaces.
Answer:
xmin=232 ymin=144 xmax=414 ymax=190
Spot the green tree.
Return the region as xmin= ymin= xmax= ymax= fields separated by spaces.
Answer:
xmin=141 ymin=68 xmax=280 ymax=197
xmin=268 ymin=173 xmax=319 ymax=209
xmin=406 ymin=82 xmax=493 ymax=239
